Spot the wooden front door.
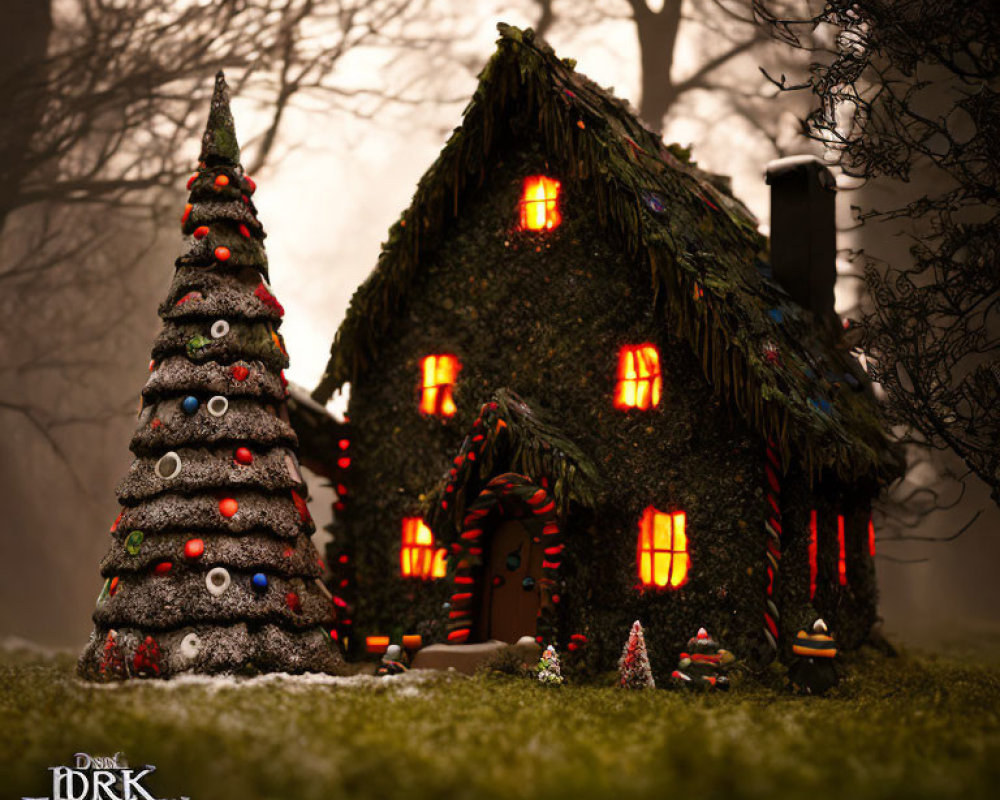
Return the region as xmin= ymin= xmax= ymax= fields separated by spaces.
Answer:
xmin=480 ymin=518 xmax=543 ymax=643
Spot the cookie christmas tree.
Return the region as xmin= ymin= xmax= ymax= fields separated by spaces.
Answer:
xmin=77 ymin=72 xmax=343 ymax=680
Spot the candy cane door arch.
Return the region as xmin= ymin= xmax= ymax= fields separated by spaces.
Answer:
xmin=446 ymin=473 xmax=563 ymax=646
xmin=479 ymin=518 xmax=544 ymax=643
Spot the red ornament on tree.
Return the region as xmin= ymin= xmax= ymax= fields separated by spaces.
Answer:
xmin=239 ymin=224 xmax=251 ymax=238
xmin=184 ymin=539 xmax=205 ymax=559
xmin=193 ymin=226 xmax=210 ymax=239
xmin=244 ymin=175 xmax=256 ymax=193
xmin=181 ymin=204 xmax=192 ymax=223
xmin=186 ymin=173 xmax=198 ymax=189
xmin=154 ymin=561 xmax=173 ymax=575
xmin=214 ymin=246 xmax=231 ymax=262
xmin=231 ymin=364 xmax=250 ymax=382
xmin=234 ymin=447 xmax=253 ymax=465
xmin=285 ymin=592 xmax=303 ymax=614
xmin=214 ymin=174 xmax=229 ymax=187
xmin=219 ymin=498 xmax=239 ymax=518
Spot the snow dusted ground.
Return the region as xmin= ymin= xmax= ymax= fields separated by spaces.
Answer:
xmin=2 ymin=644 xmax=998 ymax=800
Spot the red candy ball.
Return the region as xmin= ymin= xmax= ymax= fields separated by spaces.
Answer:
xmin=184 ymin=539 xmax=204 ymax=559
xmin=245 ymin=176 xmax=256 ymax=193
xmin=234 ymin=447 xmax=253 ymax=465
xmin=154 ymin=561 xmax=173 ymax=575
xmin=214 ymin=174 xmax=230 ymax=187
xmin=193 ymin=226 xmax=210 ymax=239
xmin=214 ymin=246 xmax=231 ymax=262
xmin=239 ymin=224 xmax=251 ymax=238
xmin=181 ymin=203 xmax=192 ymax=223
xmin=219 ymin=498 xmax=239 ymax=518
xmin=186 ymin=173 xmax=198 ymax=189
xmin=285 ymin=592 xmax=302 ymax=614
xmin=231 ymin=365 xmax=250 ymax=382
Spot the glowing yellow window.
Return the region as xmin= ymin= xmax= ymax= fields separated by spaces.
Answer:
xmin=419 ymin=354 xmax=460 ymax=417
xmin=637 ymin=507 xmax=688 ymax=588
xmin=615 ymin=344 xmax=661 ymax=410
xmin=519 ymin=176 xmax=561 ymax=231
xmin=400 ymin=518 xmax=447 ymax=580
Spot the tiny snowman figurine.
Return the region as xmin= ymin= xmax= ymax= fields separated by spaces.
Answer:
xmin=670 ymin=627 xmax=735 ymax=690
xmin=536 ymin=644 xmax=564 ymax=686
xmin=375 ymin=644 xmax=408 ymax=677
xmin=788 ymin=618 xmax=839 ymax=695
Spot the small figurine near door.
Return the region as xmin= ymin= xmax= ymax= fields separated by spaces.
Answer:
xmin=375 ymin=644 xmax=409 ymax=677
xmin=670 ymin=627 xmax=735 ymax=690
xmin=788 ymin=618 xmax=839 ymax=695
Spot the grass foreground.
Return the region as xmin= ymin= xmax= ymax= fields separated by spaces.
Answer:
xmin=2 ymin=645 xmax=999 ymax=800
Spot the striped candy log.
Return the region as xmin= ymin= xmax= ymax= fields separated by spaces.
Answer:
xmin=763 ymin=439 xmax=782 ymax=656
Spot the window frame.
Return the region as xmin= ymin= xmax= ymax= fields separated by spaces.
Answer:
xmin=519 ymin=175 xmax=562 ymax=231
xmin=614 ymin=344 xmax=662 ymax=410
xmin=419 ymin=354 xmax=460 ymax=417
xmin=637 ymin=507 xmax=689 ymax=589
xmin=400 ymin=517 xmax=447 ymax=580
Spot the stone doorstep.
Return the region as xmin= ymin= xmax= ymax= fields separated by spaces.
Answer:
xmin=410 ymin=640 xmax=542 ymax=675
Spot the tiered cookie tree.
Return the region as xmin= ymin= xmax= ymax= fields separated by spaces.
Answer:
xmin=78 ymin=73 xmax=342 ymax=679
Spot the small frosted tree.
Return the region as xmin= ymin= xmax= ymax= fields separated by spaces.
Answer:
xmin=619 ymin=620 xmax=655 ymax=689
xmin=536 ymin=644 xmax=564 ymax=686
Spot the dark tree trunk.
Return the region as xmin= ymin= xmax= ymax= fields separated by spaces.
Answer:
xmin=0 ymin=0 xmax=52 ymax=235
xmin=632 ymin=0 xmax=683 ymax=130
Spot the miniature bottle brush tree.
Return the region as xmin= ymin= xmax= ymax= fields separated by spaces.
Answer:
xmin=77 ymin=73 xmax=342 ymax=680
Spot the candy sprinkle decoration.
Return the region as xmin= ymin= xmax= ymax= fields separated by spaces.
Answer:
xmin=182 ymin=396 xmax=200 ymax=414
xmin=184 ymin=538 xmax=205 ymax=559
xmin=234 ymin=447 xmax=253 ymax=465
xmin=219 ymin=498 xmax=239 ymax=518
xmin=125 ymin=530 xmax=145 ymax=556
xmin=205 ymin=567 xmax=232 ymax=597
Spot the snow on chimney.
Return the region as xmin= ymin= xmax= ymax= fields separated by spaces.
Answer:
xmin=765 ymin=156 xmax=838 ymax=326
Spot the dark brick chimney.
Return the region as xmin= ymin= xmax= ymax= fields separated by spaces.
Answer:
xmin=765 ymin=156 xmax=838 ymax=325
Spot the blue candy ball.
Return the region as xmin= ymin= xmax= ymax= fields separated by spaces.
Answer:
xmin=252 ymin=573 xmax=268 ymax=590
xmin=181 ymin=396 xmax=200 ymax=414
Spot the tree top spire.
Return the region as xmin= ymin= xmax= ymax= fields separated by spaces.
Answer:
xmin=199 ymin=71 xmax=240 ymax=166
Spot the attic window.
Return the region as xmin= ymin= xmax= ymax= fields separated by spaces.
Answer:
xmin=614 ymin=344 xmax=661 ymax=410
xmin=400 ymin=518 xmax=447 ymax=580
xmin=637 ymin=507 xmax=689 ymax=589
xmin=519 ymin=176 xmax=561 ymax=231
xmin=419 ymin=354 xmax=460 ymax=417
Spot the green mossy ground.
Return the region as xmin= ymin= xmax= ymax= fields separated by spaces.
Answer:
xmin=3 ymin=646 xmax=999 ymax=800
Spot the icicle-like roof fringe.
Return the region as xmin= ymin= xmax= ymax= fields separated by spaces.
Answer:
xmin=314 ymin=24 xmax=901 ymax=485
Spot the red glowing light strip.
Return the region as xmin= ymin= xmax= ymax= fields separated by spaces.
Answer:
xmin=808 ymin=510 xmax=818 ymax=600
xmin=837 ymin=514 xmax=847 ymax=586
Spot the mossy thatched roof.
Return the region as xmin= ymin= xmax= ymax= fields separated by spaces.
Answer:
xmin=313 ymin=24 xmax=899 ymax=485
